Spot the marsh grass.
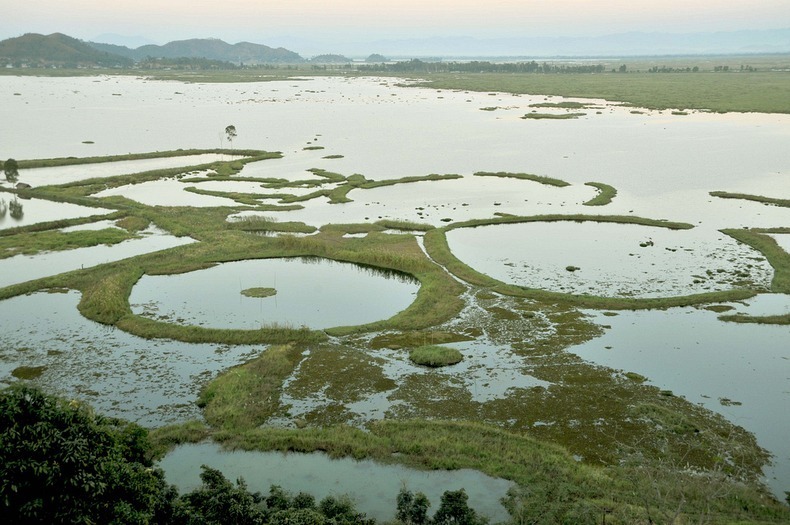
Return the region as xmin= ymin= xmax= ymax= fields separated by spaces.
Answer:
xmin=0 ymin=228 xmax=134 ymax=259
xmin=198 ymin=344 xmax=305 ymax=431
xmin=521 ymin=112 xmax=586 ymax=119
xmin=583 ymin=182 xmax=618 ymax=206
xmin=403 ymin=70 xmax=790 ymax=114
xmin=474 ymin=171 xmax=570 ymax=187
xmin=374 ymin=219 xmax=435 ymax=232
xmin=529 ymin=101 xmax=594 ymax=109
xmin=721 ymin=228 xmax=790 ymax=293
xmin=240 ymin=287 xmax=277 ymax=298
xmin=228 ymin=216 xmax=317 ymax=234
xmin=710 ymin=191 xmax=790 ymax=208
xmin=408 ymin=345 xmax=463 ymax=367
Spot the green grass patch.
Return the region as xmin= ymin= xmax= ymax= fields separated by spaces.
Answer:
xmin=0 ymin=228 xmax=134 ymax=259
xmin=521 ymin=112 xmax=586 ymax=120
xmin=198 ymin=344 xmax=305 ymax=431
xmin=529 ymin=101 xmax=593 ymax=109
xmin=474 ymin=171 xmax=570 ymax=187
xmin=228 ymin=216 xmax=317 ymax=234
xmin=240 ymin=287 xmax=277 ymax=298
xmin=710 ymin=191 xmax=790 ymax=208
xmin=408 ymin=345 xmax=463 ymax=367
xmin=583 ymin=182 xmax=618 ymax=206
xmin=401 ymin=70 xmax=790 ymax=114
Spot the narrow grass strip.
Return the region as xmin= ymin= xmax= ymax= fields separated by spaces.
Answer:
xmin=474 ymin=171 xmax=570 ymax=187
xmin=583 ymin=182 xmax=618 ymax=206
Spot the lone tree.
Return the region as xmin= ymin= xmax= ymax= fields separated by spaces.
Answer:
xmin=225 ymin=125 xmax=237 ymax=150
xmin=3 ymin=158 xmax=19 ymax=183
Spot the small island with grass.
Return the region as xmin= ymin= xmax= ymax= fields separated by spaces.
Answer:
xmin=408 ymin=345 xmax=463 ymax=367
xmin=240 ymin=287 xmax=277 ymax=298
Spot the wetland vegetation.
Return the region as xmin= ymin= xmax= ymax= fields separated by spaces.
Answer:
xmin=2 ymin=70 xmax=789 ymax=523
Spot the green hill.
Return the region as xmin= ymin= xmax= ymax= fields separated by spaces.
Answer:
xmin=0 ymin=33 xmax=132 ymax=67
xmin=89 ymin=38 xmax=304 ymax=64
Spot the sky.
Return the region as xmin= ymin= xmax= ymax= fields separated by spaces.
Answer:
xmin=3 ymin=0 xmax=790 ymax=52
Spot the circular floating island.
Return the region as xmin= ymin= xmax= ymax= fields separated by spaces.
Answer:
xmin=130 ymin=257 xmax=419 ymax=330
xmin=446 ymin=221 xmax=772 ymax=299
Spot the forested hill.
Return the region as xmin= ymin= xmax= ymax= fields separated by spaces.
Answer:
xmin=88 ymin=38 xmax=304 ymax=64
xmin=0 ymin=33 xmax=132 ymax=67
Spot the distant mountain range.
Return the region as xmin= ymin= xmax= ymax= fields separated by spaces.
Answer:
xmin=0 ymin=33 xmax=134 ymax=67
xmin=2 ymin=29 xmax=789 ymax=68
xmin=0 ymin=33 xmax=305 ymax=66
xmin=88 ymin=38 xmax=302 ymax=64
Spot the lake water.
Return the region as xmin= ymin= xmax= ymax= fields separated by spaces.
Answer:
xmin=570 ymin=299 xmax=790 ymax=496
xmin=1 ymin=74 xmax=789 ymax=500
xmin=159 ymin=443 xmax=514 ymax=523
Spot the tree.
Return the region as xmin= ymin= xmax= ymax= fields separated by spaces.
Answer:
xmin=396 ymin=488 xmax=430 ymax=525
xmin=0 ymin=385 xmax=177 ymax=524
xmin=177 ymin=465 xmax=266 ymax=525
xmin=8 ymin=198 xmax=23 ymax=220
xmin=432 ymin=489 xmax=485 ymax=525
xmin=225 ymin=125 xmax=237 ymax=150
xmin=4 ymin=158 xmax=19 ymax=183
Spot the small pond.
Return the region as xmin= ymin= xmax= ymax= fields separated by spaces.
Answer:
xmin=571 ymin=298 xmax=790 ymax=499
xmin=130 ymin=257 xmax=420 ymax=330
xmin=159 ymin=442 xmax=514 ymax=523
xmin=446 ymin=222 xmax=772 ymax=298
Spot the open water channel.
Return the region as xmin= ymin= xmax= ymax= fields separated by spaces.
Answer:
xmin=1 ymin=74 xmax=788 ymax=502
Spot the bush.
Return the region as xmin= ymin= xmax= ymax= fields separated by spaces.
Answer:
xmin=408 ymin=345 xmax=463 ymax=367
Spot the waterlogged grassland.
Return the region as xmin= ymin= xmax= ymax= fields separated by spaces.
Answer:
xmin=3 ymin=149 xmax=790 ymax=522
xmin=10 ymin=63 xmax=788 ymax=113
xmin=404 ymin=71 xmax=790 ymax=114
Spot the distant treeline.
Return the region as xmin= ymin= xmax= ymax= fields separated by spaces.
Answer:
xmin=136 ymin=56 xmax=240 ymax=70
xmin=357 ymin=59 xmax=608 ymax=74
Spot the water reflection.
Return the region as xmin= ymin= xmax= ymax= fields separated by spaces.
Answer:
xmin=0 ymin=196 xmax=112 ymax=231
xmin=571 ymin=302 xmax=790 ymax=498
xmin=447 ymin=222 xmax=773 ymax=298
xmin=130 ymin=257 xmax=420 ymax=330
xmin=0 ymin=291 xmax=261 ymax=426
xmin=160 ymin=443 xmax=514 ymax=523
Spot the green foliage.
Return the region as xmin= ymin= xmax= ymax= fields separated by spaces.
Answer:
xmin=3 ymin=158 xmax=19 ymax=183
xmin=0 ymin=385 xmax=177 ymax=524
xmin=396 ymin=488 xmax=430 ymax=525
xmin=178 ymin=465 xmax=266 ymax=525
xmin=432 ymin=489 xmax=486 ymax=525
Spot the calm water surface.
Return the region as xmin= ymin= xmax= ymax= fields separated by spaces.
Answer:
xmin=130 ymin=257 xmax=420 ymax=330
xmin=160 ymin=443 xmax=514 ymax=523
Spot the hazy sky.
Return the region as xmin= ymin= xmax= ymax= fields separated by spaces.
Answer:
xmin=3 ymin=0 xmax=790 ymax=46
